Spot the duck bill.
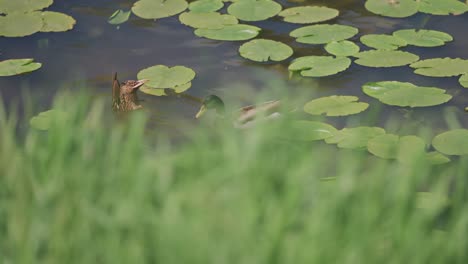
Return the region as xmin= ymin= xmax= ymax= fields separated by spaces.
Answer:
xmin=195 ymin=105 xmax=207 ymax=119
xmin=132 ymin=79 xmax=149 ymax=89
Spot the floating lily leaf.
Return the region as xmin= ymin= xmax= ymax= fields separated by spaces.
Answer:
xmin=179 ymin=12 xmax=238 ymax=29
xmin=354 ymin=50 xmax=419 ymax=68
xmin=459 ymin=74 xmax=468 ymax=88
xmin=278 ymin=6 xmax=339 ymax=24
xmin=194 ymin=24 xmax=260 ymax=41
xmin=108 ymin=9 xmax=132 ymax=25
xmin=239 ymin=39 xmax=293 ymax=62
xmin=432 ymin=129 xmax=468 ymax=156
xmin=360 ymin=34 xmax=407 ymax=50
xmin=418 ymin=0 xmax=468 ymax=15
xmin=365 ymin=0 xmax=419 ymax=18
xmin=362 ymin=81 xmax=452 ymax=107
xmin=303 ymin=95 xmax=369 ymax=117
xmin=132 ymin=0 xmax=188 ymax=19
xmin=368 ymin=134 xmax=426 ymax=161
xmin=189 ymin=0 xmax=224 ymax=13
xmin=290 ymin=24 xmax=359 ymax=44
xmin=325 ymin=126 xmax=386 ymax=149
xmin=227 ymin=0 xmax=281 ymax=21
xmin=289 ymin=120 xmax=337 ymax=141
xmin=140 ymin=82 xmax=192 ymax=96
xmin=0 ymin=58 xmax=42 ymax=77
xmin=324 ymin=40 xmax=360 ymax=57
xmin=29 ymin=109 xmax=69 ymax=131
xmin=40 ymin=11 xmax=76 ymax=32
xmin=289 ymin=56 xmax=351 ymax=77
xmin=393 ymin=29 xmax=453 ymax=47
xmin=0 ymin=12 xmax=42 ymax=37
xmin=137 ymin=65 xmax=196 ymax=89
xmin=410 ymin=58 xmax=468 ymax=77
xmin=426 ymin=151 xmax=451 ymax=165
xmin=0 ymin=0 xmax=52 ymax=14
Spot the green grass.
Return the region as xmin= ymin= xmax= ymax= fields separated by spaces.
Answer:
xmin=1 ymin=93 xmax=468 ymax=263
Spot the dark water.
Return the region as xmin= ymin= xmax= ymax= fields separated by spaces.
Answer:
xmin=1 ymin=0 xmax=468 ymax=136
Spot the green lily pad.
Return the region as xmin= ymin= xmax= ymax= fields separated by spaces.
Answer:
xmin=29 ymin=109 xmax=69 ymax=131
xmin=289 ymin=120 xmax=337 ymax=141
xmin=0 ymin=0 xmax=52 ymax=14
xmin=132 ymin=0 xmax=188 ymax=19
xmin=289 ymin=56 xmax=351 ymax=77
xmin=194 ymin=24 xmax=260 ymax=41
xmin=360 ymin=34 xmax=407 ymax=50
xmin=108 ymin=9 xmax=132 ymax=25
xmin=324 ymin=40 xmax=360 ymax=57
xmin=137 ymin=65 xmax=196 ymax=89
xmin=325 ymin=126 xmax=386 ymax=149
xmin=418 ymin=0 xmax=468 ymax=15
xmin=0 ymin=12 xmax=42 ymax=37
xmin=368 ymin=134 xmax=426 ymax=161
xmin=179 ymin=12 xmax=238 ymax=29
xmin=365 ymin=0 xmax=419 ymax=18
xmin=278 ymin=6 xmax=339 ymax=24
xmin=40 ymin=11 xmax=76 ymax=32
xmin=354 ymin=50 xmax=419 ymax=68
xmin=362 ymin=81 xmax=452 ymax=107
xmin=227 ymin=0 xmax=282 ymax=21
xmin=410 ymin=58 xmax=468 ymax=77
xmin=426 ymin=151 xmax=451 ymax=165
xmin=432 ymin=129 xmax=468 ymax=156
xmin=239 ymin=39 xmax=293 ymax=62
xmin=303 ymin=95 xmax=369 ymax=117
xmin=0 ymin=58 xmax=42 ymax=77
xmin=290 ymin=24 xmax=359 ymax=44
xmin=140 ymin=82 xmax=192 ymax=96
xmin=189 ymin=0 xmax=224 ymax=13
xmin=459 ymin=74 xmax=468 ymax=88
xmin=392 ymin=29 xmax=453 ymax=47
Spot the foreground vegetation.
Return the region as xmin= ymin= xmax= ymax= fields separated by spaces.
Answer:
xmin=1 ymin=93 xmax=467 ymax=263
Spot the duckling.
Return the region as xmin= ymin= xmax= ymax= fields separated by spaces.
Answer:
xmin=112 ymin=72 xmax=148 ymax=112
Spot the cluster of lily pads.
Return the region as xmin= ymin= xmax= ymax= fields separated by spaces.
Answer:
xmin=365 ymin=0 xmax=468 ymax=18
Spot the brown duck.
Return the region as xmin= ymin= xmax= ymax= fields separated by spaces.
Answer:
xmin=112 ymin=72 xmax=148 ymax=112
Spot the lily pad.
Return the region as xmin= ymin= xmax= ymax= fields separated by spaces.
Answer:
xmin=303 ymin=95 xmax=369 ymax=116
xmin=459 ymin=74 xmax=468 ymax=88
xmin=354 ymin=50 xmax=419 ymax=68
xmin=132 ymin=0 xmax=188 ymax=19
xmin=324 ymin=40 xmax=360 ymax=57
xmin=418 ymin=0 xmax=468 ymax=15
xmin=432 ymin=129 xmax=468 ymax=156
xmin=239 ymin=39 xmax=293 ymax=62
xmin=426 ymin=151 xmax=451 ymax=165
xmin=278 ymin=6 xmax=339 ymax=24
xmin=40 ymin=11 xmax=76 ymax=32
xmin=290 ymin=24 xmax=359 ymax=44
xmin=0 ymin=0 xmax=53 ymax=14
xmin=410 ymin=58 xmax=468 ymax=77
xmin=289 ymin=56 xmax=351 ymax=77
xmin=0 ymin=12 xmax=42 ymax=37
xmin=227 ymin=0 xmax=282 ymax=21
xmin=29 ymin=109 xmax=69 ymax=131
xmin=360 ymin=34 xmax=407 ymax=50
xmin=0 ymin=58 xmax=42 ymax=77
xmin=362 ymin=81 xmax=452 ymax=107
xmin=368 ymin=134 xmax=426 ymax=161
xmin=140 ymin=82 xmax=192 ymax=96
xmin=289 ymin=120 xmax=337 ymax=141
xmin=365 ymin=0 xmax=419 ymax=18
xmin=137 ymin=65 xmax=196 ymax=89
xmin=194 ymin=24 xmax=260 ymax=41
xmin=189 ymin=0 xmax=224 ymax=13
xmin=393 ymin=29 xmax=453 ymax=47
xmin=325 ymin=126 xmax=386 ymax=149
xmin=179 ymin=12 xmax=238 ymax=29
xmin=108 ymin=9 xmax=132 ymax=25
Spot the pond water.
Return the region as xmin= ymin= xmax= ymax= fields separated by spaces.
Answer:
xmin=1 ymin=0 xmax=468 ymax=137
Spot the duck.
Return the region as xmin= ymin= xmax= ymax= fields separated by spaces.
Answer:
xmin=195 ymin=94 xmax=282 ymax=128
xmin=112 ymin=72 xmax=148 ymax=112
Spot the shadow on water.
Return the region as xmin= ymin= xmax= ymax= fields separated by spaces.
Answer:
xmin=1 ymin=0 xmax=468 ymax=136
